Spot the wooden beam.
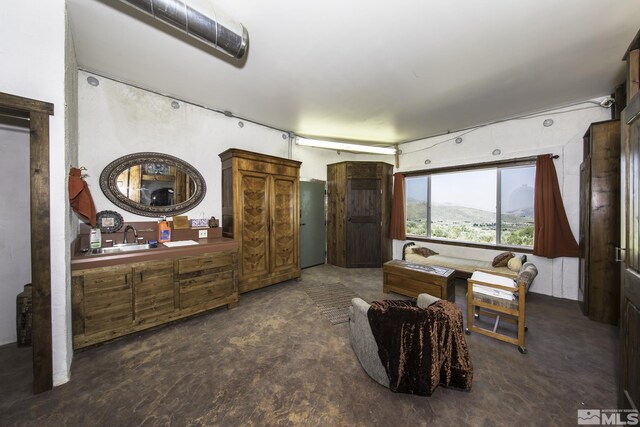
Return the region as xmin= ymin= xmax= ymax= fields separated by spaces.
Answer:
xmin=0 ymin=92 xmax=53 ymax=116
xmin=30 ymin=112 xmax=52 ymax=394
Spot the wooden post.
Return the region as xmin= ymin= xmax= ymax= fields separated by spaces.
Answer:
xmin=30 ymin=111 xmax=53 ymax=394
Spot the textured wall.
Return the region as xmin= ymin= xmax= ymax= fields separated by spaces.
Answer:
xmin=0 ymin=0 xmax=72 ymax=386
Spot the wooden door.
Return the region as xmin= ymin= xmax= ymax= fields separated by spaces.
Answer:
xmin=133 ymin=260 xmax=174 ymax=321
xmin=270 ymin=174 xmax=299 ymax=274
xmin=82 ymin=265 xmax=133 ymax=335
xmin=239 ymin=171 xmax=270 ymax=281
xmin=346 ymin=178 xmax=381 ymax=267
xmin=621 ymin=94 xmax=640 ymax=412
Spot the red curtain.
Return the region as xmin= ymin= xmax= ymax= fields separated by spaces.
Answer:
xmin=533 ymin=155 xmax=579 ymax=258
xmin=390 ymin=173 xmax=406 ymax=240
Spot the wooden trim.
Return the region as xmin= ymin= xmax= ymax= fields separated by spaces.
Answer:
xmin=628 ymin=49 xmax=640 ymax=101
xmin=1 ymin=93 xmax=54 ymax=394
xmin=0 ymin=92 xmax=53 ymax=116
xmin=403 ymin=155 xmax=539 ymax=177
xmin=623 ymin=30 xmax=640 ymax=60
xmin=406 ymin=236 xmax=534 ymax=254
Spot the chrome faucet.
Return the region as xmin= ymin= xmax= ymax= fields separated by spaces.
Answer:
xmin=123 ymin=225 xmax=138 ymax=244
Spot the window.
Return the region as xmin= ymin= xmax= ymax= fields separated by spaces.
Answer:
xmin=405 ymin=163 xmax=535 ymax=248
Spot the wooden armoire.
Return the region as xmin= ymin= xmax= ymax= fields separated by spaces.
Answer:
xmin=327 ymin=161 xmax=393 ymax=268
xmin=219 ymin=149 xmax=301 ymax=293
xmin=578 ymin=119 xmax=620 ymax=325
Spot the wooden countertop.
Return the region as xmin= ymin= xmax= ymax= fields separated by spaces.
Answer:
xmin=71 ymin=237 xmax=239 ymax=271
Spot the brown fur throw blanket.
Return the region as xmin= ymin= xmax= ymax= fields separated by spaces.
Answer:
xmin=367 ymin=299 xmax=473 ymax=395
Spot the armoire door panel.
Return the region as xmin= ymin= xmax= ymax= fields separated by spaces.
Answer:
xmin=240 ymin=171 xmax=270 ymax=280
xmin=346 ymin=178 xmax=381 ymax=267
xmin=621 ymin=91 xmax=640 ymax=411
xmin=271 ymin=175 xmax=298 ymax=273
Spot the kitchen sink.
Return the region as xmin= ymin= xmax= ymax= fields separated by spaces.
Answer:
xmin=85 ymin=243 xmax=157 ymax=256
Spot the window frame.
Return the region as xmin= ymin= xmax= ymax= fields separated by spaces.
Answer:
xmin=404 ymin=157 xmax=536 ymax=253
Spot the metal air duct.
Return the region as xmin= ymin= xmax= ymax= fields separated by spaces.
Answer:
xmin=120 ymin=0 xmax=248 ymax=59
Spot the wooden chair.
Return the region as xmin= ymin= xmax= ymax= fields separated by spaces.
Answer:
xmin=465 ymin=263 xmax=538 ymax=354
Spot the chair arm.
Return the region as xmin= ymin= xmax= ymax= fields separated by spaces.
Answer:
xmin=475 ymin=268 xmax=517 ymax=279
xmin=467 ymin=278 xmax=519 ymax=293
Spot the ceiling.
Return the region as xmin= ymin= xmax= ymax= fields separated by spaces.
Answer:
xmin=67 ymin=0 xmax=640 ymax=145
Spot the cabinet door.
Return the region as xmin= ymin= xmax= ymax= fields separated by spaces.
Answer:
xmin=132 ymin=259 xmax=174 ymax=321
xmin=176 ymin=252 xmax=236 ymax=310
xmin=270 ymin=174 xmax=299 ymax=274
xmin=346 ymin=178 xmax=381 ymax=267
xmin=239 ymin=171 xmax=271 ymax=280
xmin=82 ymin=265 xmax=133 ymax=335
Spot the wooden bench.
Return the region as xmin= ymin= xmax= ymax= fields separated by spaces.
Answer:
xmin=383 ymin=260 xmax=456 ymax=302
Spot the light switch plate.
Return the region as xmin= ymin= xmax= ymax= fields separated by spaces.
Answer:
xmin=198 ymin=229 xmax=208 ymax=238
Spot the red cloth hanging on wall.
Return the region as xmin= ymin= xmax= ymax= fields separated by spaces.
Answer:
xmin=533 ymin=155 xmax=579 ymax=258
xmin=68 ymin=167 xmax=97 ymax=227
xmin=390 ymin=173 xmax=406 ymax=240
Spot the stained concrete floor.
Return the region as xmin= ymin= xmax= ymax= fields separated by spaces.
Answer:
xmin=0 ymin=264 xmax=619 ymax=426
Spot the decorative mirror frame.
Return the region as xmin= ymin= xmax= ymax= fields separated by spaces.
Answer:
xmin=99 ymin=152 xmax=206 ymax=217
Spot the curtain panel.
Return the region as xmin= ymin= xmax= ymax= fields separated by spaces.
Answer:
xmin=533 ymin=155 xmax=579 ymax=258
xmin=390 ymin=173 xmax=406 ymax=240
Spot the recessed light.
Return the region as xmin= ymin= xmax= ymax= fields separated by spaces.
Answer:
xmin=424 ymin=159 xmax=431 ymax=165
xmin=86 ymin=76 xmax=99 ymax=87
xmin=492 ymin=149 xmax=501 ymax=156
xmin=543 ymin=119 xmax=554 ymax=127
xmin=455 ymin=137 xmax=463 ymax=144
xmin=238 ymin=121 xmax=244 ymax=128
xmin=282 ymin=133 xmax=287 ymax=140
xmin=171 ymin=101 xmax=180 ymax=109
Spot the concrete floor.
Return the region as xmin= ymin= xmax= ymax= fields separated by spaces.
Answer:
xmin=0 ymin=264 xmax=619 ymax=426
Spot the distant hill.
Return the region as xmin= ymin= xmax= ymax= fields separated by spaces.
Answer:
xmin=406 ymin=200 xmax=532 ymax=224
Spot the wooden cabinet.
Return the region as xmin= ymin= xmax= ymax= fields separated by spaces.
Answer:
xmin=327 ymin=161 xmax=393 ymax=268
xmin=72 ymin=250 xmax=238 ymax=349
xmin=219 ymin=149 xmax=301 ymax=293
xmin=578 ymin=119 xmax=620 ymax=324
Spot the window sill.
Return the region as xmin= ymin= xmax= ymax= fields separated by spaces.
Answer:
xmin=405 ymin=236 xmax=534 ymax=254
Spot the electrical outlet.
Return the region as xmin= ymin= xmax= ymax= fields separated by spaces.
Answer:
xmin=198 ymin=229 xmax=208 ymax=239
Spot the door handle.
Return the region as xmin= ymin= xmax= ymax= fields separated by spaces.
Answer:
xmin=615 ymin=247 xmax=626 ymax=262
xmin=347 ymin=217 xmax=352 ymax=222
xmin=301 ymin=223 xmax=306 ymax=226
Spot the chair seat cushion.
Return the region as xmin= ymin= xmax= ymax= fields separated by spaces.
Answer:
xmin=472 ymin=292 xmax=518 ymax=310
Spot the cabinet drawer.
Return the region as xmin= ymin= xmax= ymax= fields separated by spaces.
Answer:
xmin=179 ymin=270 xmax=234 ymax=309
xmin=176 ymin=252 xmax=234 ymax=275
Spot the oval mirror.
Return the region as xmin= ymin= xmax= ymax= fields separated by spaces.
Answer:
xmin=99 ymin=152 xmax=206 ymax=217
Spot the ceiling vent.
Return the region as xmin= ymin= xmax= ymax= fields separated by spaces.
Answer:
xmin=119 ymin=0 xmax=248 ymax=59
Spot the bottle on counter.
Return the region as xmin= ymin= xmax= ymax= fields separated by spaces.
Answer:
xmin=89 ymin=227 xmax=102 ymax=249
xmin=158 ymin=217 xmax=171 ymax=243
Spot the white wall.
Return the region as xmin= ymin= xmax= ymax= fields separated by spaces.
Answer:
xmin=78 ymin=72 xmax=353 ymax=221
xmin=0 ymin=124 xmax=31 ymax=344
xmin=395 ymin=101 xmax=611 ymax=299
xmin=0 ymin=0 xmax=73 ymax=386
